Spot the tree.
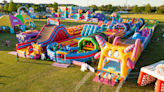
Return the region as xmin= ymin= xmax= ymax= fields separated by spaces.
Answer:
xmin=72 ymin=4 xmax=76 ymax=7
xmin=107 ymin=4 xmax=113 ymax=12
xmin=100 ymin=5 xmax=105 ymax=11
xmin=120 ymin=8 xmax=124 ymax=11
xmin=155 ymin=5 xmax=164 ymax=14
xmin=8 ymin=0 xmax=16 ymax=13
xmin=115 ymin=8 xmax=119 ymax=12
xmin=90 ymin=5 xmax=98 ymax=11
xmin=133 ymin=5 xmax=138 ymax=13
xmin=138 ymin=7 xmax=144 ymax=13
xmin=16 ymin=3 xmax=21 ymax=10
xmin=151 ymin=7 xmax=156 ymax=12
xmin=0 ymin=5 xmax=3 ymax=12
xmin=32 ymin=4 xmax=41 ymax=12
xmin=48 ymin=4 xmax=53 ymax=7
xmin=145 ymin=3 xmax=151 ymax=13
xmin=4 ymin=4 xmax=9 ymax=12
xmin=53 ymin=2 xmax=58 ymax=12
xmin=156 ymin=7 xmax=162 ymax=14
xmin=61 ymin=4 xmax=65 ymax=6
xmin=32 ymin=4 xmax=37 ymax=12
xmin=26 ymin=4 xmax=30 ymax=8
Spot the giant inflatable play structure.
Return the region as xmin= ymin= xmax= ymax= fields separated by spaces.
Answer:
xmin=46 ymin=20 xmax=141 ymax=64
xmin=93 ymin=20 xmax=158 ymax=86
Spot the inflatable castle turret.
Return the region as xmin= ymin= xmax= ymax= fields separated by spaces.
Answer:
xmin=65 ymin=6 xmax=68 ymax=18
xmin=86 ymin=10 xmax=90 ymax=21
xmin=78 ymin=8 xmax=82 ymax=20
xmin=52 ymin=10 xmax=55 ymax=18
xmin=70 ymin=6 xmax=74 ymax=18
xmin=58 ymin=8 xmax=61 ymax=18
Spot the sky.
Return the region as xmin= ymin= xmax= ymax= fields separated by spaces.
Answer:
xmin=5 ymin=0 xmax=164 ymax=7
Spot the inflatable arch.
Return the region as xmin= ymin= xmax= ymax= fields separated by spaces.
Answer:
xmin=17 ymin=6 xmax=30 ymax=16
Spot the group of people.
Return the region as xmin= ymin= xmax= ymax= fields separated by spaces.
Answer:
xmin=98 ymin=73 xmax=121 ymax=85
xmin=2 ymin=40 xmax=10 ymax=47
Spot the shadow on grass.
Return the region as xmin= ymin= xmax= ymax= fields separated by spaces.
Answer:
xmin=20 ymin=61 xmax=52 ymax=66
xmin=0 ymin=83 xmax=6 ymax=85
xmin=159 ymin=21 xmax=164 ymax=23
xmin=122 ymin=85 xmax=154 ymax=91
xmin=0 ymin=75 xmax=11 ymax=85
xmin=98 ymin=84 xmax=104 ymax=92
xmin=0 ymin=75 xmax=11 ymax=78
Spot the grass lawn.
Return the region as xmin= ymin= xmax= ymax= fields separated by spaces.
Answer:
xmin=0 ymin=14 xmax=164 ymax=92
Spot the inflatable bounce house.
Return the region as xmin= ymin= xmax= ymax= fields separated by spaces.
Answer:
xmin=0 ymin=14 xmax=24 ymax=34
xmin=137 ymin=60 xmax=164 ymax=92
xmin=15 ymin=14 xmax=35 ymax=29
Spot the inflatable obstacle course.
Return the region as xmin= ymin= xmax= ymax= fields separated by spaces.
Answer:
xmin=93 ymin=20 xmax=158 ymax=86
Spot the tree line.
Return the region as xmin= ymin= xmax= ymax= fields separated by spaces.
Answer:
xmin=89 ymin=4 xmax=164 ymax=14
xmin=0 ymin=0 xmax=58 ymax=13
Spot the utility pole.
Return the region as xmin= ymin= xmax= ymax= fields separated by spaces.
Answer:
xmin=87 ymin=0 xmax=89 ymax=7
xmin=126 ymin=0 xmax=128 ymax=10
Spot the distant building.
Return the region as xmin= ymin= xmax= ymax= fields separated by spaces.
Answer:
xmin=2 ymin=0 xmax=7 ymax=4
xmin=117 ymin=11 xmax=128 ymax=14
xmin=58 ymin=6 xmax=93 ymax=13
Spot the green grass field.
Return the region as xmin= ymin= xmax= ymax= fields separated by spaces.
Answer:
xmin=0 ymin=14 xmax=164 ymax=92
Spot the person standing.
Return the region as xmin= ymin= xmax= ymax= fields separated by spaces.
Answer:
xmin=108 ymin=73 xmax=112 ymax=84
xmin=2 ymin=41 xmax=4 ymax=46
xmin=7 ymin=40 xmax=10 ymax=47
xmin=5 ymin=40 xmax=7 ymax=46
xmin=17 ymin=53 xmax=19 ymax=62
xmin=117 ymin=74 xmax=121 ymax=83
xmin=24 ymin=51 xmax=26 ymax=58
xmin=98 ymin=75 xmax=101 ymax=82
